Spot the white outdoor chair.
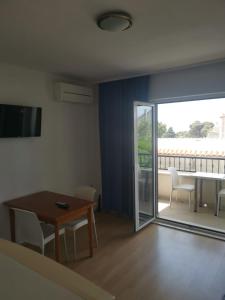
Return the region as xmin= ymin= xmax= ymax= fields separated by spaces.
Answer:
xmin=66 ymin=186 xmax=98 ymax=259
xmin=216 ymin=189 xmax=225 ymax=216
xmin=13 ymin=208 xmax=67 ymax=257
xmin=168 ymin=167 xmax=195 ymax=209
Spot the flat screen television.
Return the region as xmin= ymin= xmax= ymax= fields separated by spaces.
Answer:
xmin=0 ymin=104 xmax=42 ymax=138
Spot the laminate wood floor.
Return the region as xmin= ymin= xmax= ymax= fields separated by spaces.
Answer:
xmin=51 ymin=213 xmax=225 ymax=300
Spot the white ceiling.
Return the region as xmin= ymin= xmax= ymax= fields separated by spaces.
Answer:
xmin=0 ymin=0 xmax=225 ymax=82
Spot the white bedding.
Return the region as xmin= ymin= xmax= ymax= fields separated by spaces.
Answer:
xmin=0 ymin=239 xmax=115 ymax=300
xmin=0 ymin=252 xmax=83 ymax=300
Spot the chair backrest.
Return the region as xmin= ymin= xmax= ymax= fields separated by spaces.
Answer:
xmin=168 ymin=167 xmax=179 ymax=187
xmin=74 ymin=186 xmax=97 ymax=202
xmin=13 ymin=208 xmax=43 ymax=249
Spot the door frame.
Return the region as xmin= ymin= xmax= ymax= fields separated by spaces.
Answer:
xmin=153 ymin=94 xmax=225 ymax=240
xmin=133 ymin=101 xmax=157 ymax=232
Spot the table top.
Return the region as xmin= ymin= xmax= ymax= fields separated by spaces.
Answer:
xmin=159 ymin=169 xmax=225 ymax=180
xmin=4 ymin=191 xmax=93 ymax=224
xmin=179 ymin=171 xmax=225 ymax=180
xmin=192 ymin=172 xmax=225 ymax=180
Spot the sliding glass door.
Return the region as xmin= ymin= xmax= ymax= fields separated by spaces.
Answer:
xmin=134 ymin=102 xmax=156 ymax=231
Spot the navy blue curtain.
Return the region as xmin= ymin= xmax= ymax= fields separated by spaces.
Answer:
xmin=99 ymin=76 xmax=150 ymax=218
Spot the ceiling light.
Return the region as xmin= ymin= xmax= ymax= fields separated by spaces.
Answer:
xmin=97 ymin=12 xmax=132 ymax=32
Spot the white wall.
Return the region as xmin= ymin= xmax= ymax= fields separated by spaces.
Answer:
xmin=0 ymin=63 xmax=101 ymax=239
xmin=150 ymin=60 xmax=225 ymax=100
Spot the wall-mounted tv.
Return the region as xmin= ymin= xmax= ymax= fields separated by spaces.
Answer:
xmin=0 ymin=104 xmax=42 ymax=138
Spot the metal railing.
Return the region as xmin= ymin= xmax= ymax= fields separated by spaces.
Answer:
xmin=139 ymin=153 xmax=225 ymax=174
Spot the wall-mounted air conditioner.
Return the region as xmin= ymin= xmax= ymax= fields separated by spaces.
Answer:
xmin=55 ymin=82 xmax=93 ymax=104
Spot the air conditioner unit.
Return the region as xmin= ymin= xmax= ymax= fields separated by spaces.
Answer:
xmin=55 ymin=82 xmax=93 ymax=104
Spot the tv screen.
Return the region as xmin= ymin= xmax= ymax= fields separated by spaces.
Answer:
xmin=0 ymin=104 xmax=42 ymax=138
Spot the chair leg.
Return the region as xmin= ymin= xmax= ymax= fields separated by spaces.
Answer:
xmin=41 ymin=243 xmax=45 ymax=256
xmin=92 ymin=210 xmax=98 ymax=248
xmin=93 ymin=218 xmax=98 ymax=248
xmin=63 ymin=233 xmax=68 ymax=261
xmin=52 ymin=239 xmax=55 ymax=255
xmin=216 ymin=195 xmax=220 ymax=217
xmin=73 ymin=231 xmax=77 ymax=260
xmin=169 ymin=190 xmax=173 ymax=207
xmin=188 ymin=192 xmax=191 ymax=210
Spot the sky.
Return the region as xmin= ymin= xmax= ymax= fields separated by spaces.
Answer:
xmin=158 ymin=98 xmax=225 ymax=132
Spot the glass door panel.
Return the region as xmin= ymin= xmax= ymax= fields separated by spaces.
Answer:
xmin=134 ymin=102 xmax=156 ymax=231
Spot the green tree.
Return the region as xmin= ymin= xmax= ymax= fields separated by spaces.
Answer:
xmin=201 ymin=122 xmax=214 ymax=137
xmin=189 ymin=121 xmax=215 ymax=138
xmin=176 ymin=131 xmax=190 ymax=138
xmin=158 ymin=122 xmax=167 ymax=137
xmin=162 ymin=127 xmax=176 ymax=138
xmin=137 ymin=118 xmax=152 ymax=153
xmin=138 ymin=119 xmax=151 ymax=140
xmin=189 ymin=121 xmax=203 ymax=138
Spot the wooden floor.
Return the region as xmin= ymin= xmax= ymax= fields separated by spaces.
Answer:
xmin=48 ymin=213 xmax=225 ymax=300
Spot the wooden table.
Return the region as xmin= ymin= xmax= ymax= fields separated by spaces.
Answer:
xmin=4 ymin=191 xmax=94 ymax=262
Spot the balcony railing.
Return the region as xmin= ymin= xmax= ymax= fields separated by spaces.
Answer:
xmin=139 ymin=152 xmax=225 ymax=174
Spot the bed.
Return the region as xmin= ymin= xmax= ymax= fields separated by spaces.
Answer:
xmin=0 ymin=239 xmax=115 ymax=300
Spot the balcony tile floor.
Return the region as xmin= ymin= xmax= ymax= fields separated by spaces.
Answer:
xmin=158 ymin=199 xmax=225 ymax=232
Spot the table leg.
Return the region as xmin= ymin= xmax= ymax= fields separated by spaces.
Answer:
xmin=194 ymin=177 xmax=198 ymax=212
xmin=9 ymin=209 xmax=15 ymax=242
xmin=215 ymin=187 xmax=219 ymax=216
xmin=87 ymin=207 xmax=93 ymax=257
xmin=199 ymin=179 xmax=203 ymax=207
xmin=219 ymin=181 xmax=222 ymax=211
xmin=54 ymin=224 xmax=61 ymax=262
xmin=215 ymin=181 xmax=219 ymax=216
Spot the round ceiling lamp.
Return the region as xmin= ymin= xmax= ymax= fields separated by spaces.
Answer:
xmin=97 ymin=12 xmax=132 ymax=32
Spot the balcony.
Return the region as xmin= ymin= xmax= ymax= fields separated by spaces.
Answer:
xmin=138 ymin=152 xmax=225 ymax=232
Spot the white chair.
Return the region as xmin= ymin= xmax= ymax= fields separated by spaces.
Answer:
xmin=13 ymin=208 xmax=67 ymax=257
xmin=66 ymin=186 xmax=98 ymax=259
xmin=216 ymin=189 xmax=225 ymax=216
xmin=168 ymin=167 xmax=195 ymax=209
